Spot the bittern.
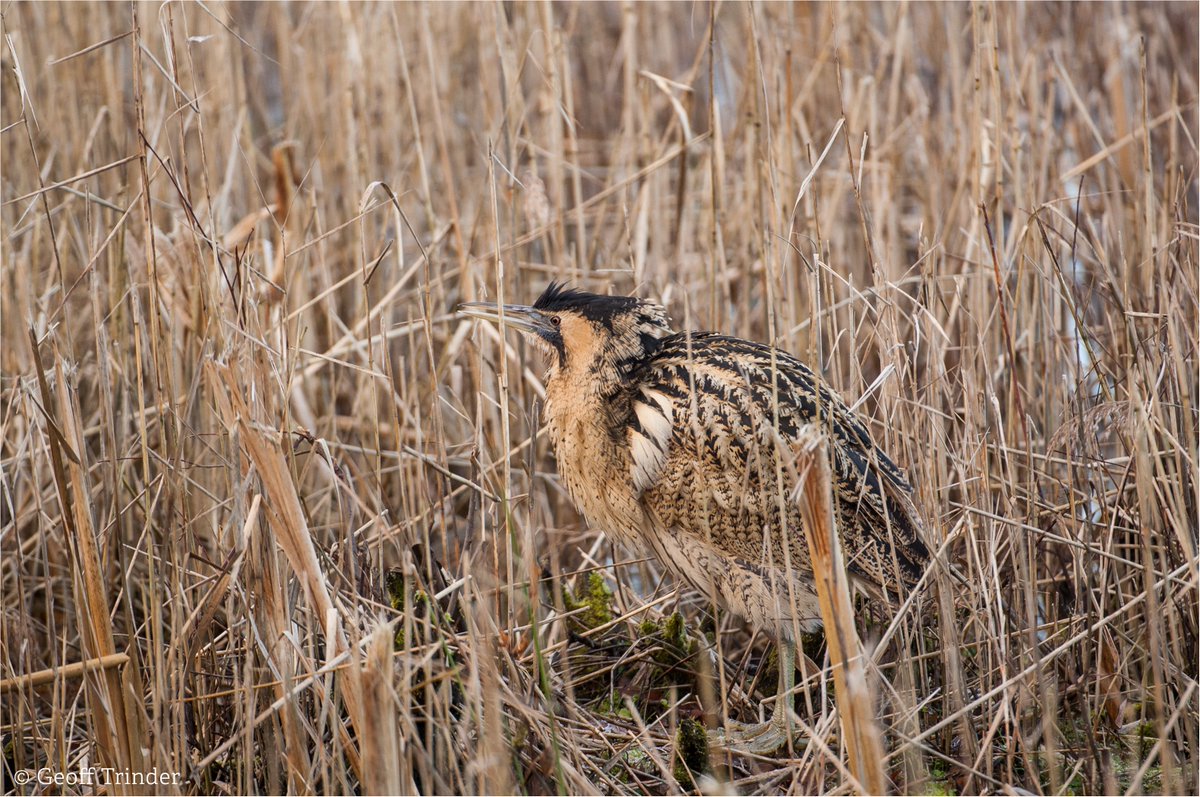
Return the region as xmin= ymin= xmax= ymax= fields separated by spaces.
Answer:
xmin=460 ymin=283 xmax=930 ymax=753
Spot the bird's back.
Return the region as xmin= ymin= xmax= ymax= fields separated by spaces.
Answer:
xmin=622 ymin=332 xmax=930 ymax=607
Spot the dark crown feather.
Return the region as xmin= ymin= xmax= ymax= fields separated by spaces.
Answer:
xmin=533 ymin=282 xmax=644 ymax=326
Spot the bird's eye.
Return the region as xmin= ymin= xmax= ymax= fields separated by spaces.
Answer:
xmin=549 ymin=316 xmax=561 ymax=327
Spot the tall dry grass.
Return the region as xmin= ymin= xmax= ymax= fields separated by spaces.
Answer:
xmin=1 ymin=2 xmax=1197 ymax=794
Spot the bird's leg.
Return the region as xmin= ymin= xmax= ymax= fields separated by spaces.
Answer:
xmin=709 ymin=638 xmax=803 ymax=754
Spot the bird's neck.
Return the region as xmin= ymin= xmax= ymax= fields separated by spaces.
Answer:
xmin=545 ymin=354 xmax=628 ymax=402
xmin=542 ymin=363 xmax=645 ymax=547
xmin=542 ymin=361 xmax=628 ymax=443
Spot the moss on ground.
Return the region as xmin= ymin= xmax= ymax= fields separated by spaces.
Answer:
xmin=563 ymin=571 xmax=615 ymax=631
xmin=559 ymin=576 xmax=705 ymax=735
xmin=673 ymin=718 xmax=709 ymax=785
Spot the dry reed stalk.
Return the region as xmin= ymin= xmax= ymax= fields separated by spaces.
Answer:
xmin=28 ymin=331 xmax=139 ymax=784
xmin=791 ymin=426 xmax=886 ymax=795
xmin=357 ymin=623 xmax=402 ymax=796
xmin=2 ymin=2 xmax=1195 ymax=794
xmin=0 ymin=652 xmax=129 ymax=694
xmin=209 ymin=360 xmax=365 ymax=781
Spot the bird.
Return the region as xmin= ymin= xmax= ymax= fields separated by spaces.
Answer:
xmin=459 ymin=283 xmax=931 ymax=753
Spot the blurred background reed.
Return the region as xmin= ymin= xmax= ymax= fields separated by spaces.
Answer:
xmin=1 ymin=2 xmax=1196 ymax=794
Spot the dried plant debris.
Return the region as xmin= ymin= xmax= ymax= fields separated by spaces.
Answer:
xmin=2 ymin=2 xmax=1195 ymax=794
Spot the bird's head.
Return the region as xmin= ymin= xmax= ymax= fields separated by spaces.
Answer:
xmin=459 ymin=282 xmax=672 ymax=393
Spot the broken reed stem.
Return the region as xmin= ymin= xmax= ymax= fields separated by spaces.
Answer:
xmin=793 ymin=425 xmax=886 ymax=796
xmin=358 ymin=624 xmax=403 ymax=796
xmin=209 ymin=360 xmax=366 ymax=782
xmin=28 ymin=329 xmax=138 ymax=782
xmin=0 ymin=653 xmax=130 ymax=694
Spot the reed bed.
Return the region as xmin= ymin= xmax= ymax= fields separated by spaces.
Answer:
xmin=2 ymin=2 xmax=1196 ymax=794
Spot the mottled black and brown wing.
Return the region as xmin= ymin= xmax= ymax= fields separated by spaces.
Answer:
xmin=828 ymin=441 xmax=930 ymax=593
xmin=624 ymin=331 xmax=930 ymax=595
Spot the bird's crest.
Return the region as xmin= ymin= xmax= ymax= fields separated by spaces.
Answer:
xmin=534 ymin=282 xmax=661 ymax=326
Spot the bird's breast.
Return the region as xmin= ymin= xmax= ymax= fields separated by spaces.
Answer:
xmin=544 ymin=391 xmax=645 ymax=548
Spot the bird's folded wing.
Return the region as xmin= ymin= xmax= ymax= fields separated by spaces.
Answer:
xmin=625 ymin=332 xmax=930 ymax=593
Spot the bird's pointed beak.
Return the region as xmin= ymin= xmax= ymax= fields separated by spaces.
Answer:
xmin=457 ymin=301 xmax=548 ymax=334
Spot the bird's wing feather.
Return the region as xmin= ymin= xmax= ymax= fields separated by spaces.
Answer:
xmin=629 ymin=332 xmax=930 ymax=592
xmin=627 ymin=385 xmax=675 ymax=492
